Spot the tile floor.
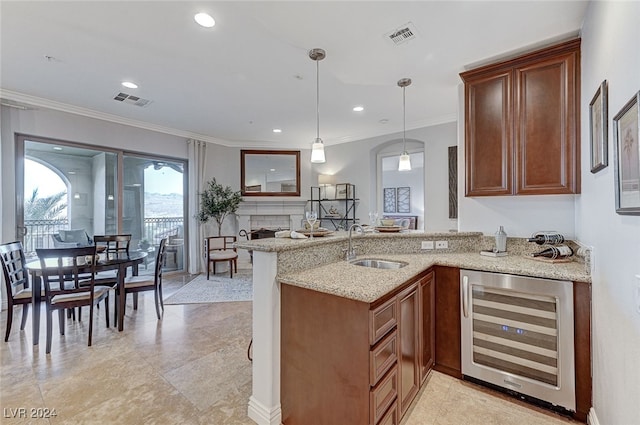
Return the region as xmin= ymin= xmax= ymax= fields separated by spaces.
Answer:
xmin=1 ymin=272 xmax=580 ymax=425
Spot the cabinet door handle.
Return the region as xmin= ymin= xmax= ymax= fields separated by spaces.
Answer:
xmin=462 ymin=275 xmax=469 ymax=318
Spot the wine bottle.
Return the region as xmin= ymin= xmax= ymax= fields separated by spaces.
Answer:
xmin=528 ymin=232 xmax=565 ymax=245
xmin=531 ymin=244 xmax=573 ymax=260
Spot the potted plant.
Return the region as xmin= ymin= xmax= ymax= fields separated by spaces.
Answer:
xmin=197 ymin=178 xmax=243 ymax=236
xmin=139 ymin=239 xmax=150 ymax=250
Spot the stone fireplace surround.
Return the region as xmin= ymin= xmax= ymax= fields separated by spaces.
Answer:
xmin=236 ymin=199 xmax=307 ymax=264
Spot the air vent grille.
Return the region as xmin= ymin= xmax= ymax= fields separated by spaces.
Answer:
xmin=385 ymin=22 xmax=418 ymax=45
xmin=113 ymin=92 xmax=152 ymax=107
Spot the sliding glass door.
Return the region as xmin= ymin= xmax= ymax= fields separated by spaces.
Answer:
xmin=16 ymin=135 xmax=186 ymax=274
xmin=123 ymin=155 xmax=185 ymax=271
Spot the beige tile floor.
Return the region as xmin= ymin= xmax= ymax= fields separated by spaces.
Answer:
xmin=1 ymin=272 xmax=579 ymax=425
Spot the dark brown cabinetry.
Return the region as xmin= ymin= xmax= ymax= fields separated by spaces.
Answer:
xmin=418 ymin=271 xmax=435 ymax=383
xmin=281 ymin=269 xmax=434 ymax=425
xmin=574 ymin=281 xmax=592 ymax=423
xmin=461 ymin=38 xmax=580 ymax=196
xmin=433 ymin=266 xmax=462 ymax=378
xmin=397 ymin=284 xmax=419 ymax=416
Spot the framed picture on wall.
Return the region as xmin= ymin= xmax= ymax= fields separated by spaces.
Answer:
xmin=590 ymin=80 xmax=608 ymax=173
xmin=613 ymin=91 xmax=640 ymax=215
xmin=335 ymin=183 xmax=352 ymax=199
xmin=383 ymin=188 xmax=396 ymax=213
xmin=396 ymin=187 xmax=410 ymax=213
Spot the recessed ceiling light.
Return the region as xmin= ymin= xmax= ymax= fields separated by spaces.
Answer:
xmin=379 ymin=118 xmax=389 ymax=124
xmin=122 ymin=81 xmax=138 ymax=89
xmin=270 ymin=169 xmax=276 ymax=172
xmin=53 ymin=146 xmax=63 ymax=151
xmin=353 ymin=106 xmax=364 ymax=112
xmin=68 ymin=171 xmax=76 ymax=175
xmin=194 ymin=12 xmax=215 ymax=28
xmin=273 ymin=128 xmax=282 ymax=133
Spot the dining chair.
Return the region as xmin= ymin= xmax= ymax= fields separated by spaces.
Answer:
xmin=0 ymin=241 xmax=32 ymax=342
xmin=36 ymin=246 xmax=110 ymax=354
xmin=93 ymin=234 xmax=131 ymax=257
xmin=116 ymin=238 xmax=168 ymax=321
xmin=205 ymin=236 xmax=238 ymax=279
xmin=91 ymin=234 xmax=132 ymax=286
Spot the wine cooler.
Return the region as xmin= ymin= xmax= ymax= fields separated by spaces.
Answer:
xmin=460 ymin=270 xmax=575 ymax=412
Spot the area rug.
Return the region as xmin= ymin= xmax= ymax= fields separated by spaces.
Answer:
xmin=164 ymin=269 xmax=252 ymax=305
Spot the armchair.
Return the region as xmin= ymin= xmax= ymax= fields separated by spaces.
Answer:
xmin=205 ymin=236 xmax=238 ymax=279
xmin=51 ymin=229 xmax=93 ymax=248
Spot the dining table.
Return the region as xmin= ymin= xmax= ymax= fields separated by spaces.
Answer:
xmin=25 ymin=251 xmax=147 ymax=345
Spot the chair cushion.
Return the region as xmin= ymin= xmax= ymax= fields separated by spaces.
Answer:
xmin=208 ymin=252 xmax=238 ymax=261
xmin=51 ymin=287 xmax=109 ymax=304
xmin=124 ymin=277 xmax=154 ymax=289
xmin=13 ymin=288 xmax=33 ymax=300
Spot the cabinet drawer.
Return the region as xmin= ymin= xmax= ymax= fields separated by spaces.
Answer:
xmin=370 ymin=330 xmax=398 ymax=386
xmin=370 ymin=297 xmax=397 ymax=345
xmin=377 ymin=400 xmax=398 ymax=425
xmin=370 ymin=367 xmax=398 ymax=425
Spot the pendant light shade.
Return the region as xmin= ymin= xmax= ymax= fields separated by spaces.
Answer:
xmin=309 ymin=48 xmax=326 ymax=164
xmin=398 ymin=78 xmax=412 ymax=171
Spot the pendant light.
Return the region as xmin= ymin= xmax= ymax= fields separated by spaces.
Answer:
xmin=398 ymin=78 xmax=412 ymax=171
xmin=309 ymin=48 xmax=326 ymax=163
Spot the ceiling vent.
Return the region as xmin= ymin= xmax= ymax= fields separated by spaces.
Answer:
xmin=385 ymin=22 xmax=418 ymax=45
xmin=113 ymin=92 xmax=152 ymax=107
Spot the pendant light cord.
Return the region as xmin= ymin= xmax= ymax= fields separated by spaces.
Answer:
xmin=402 ymin=86 xmax=406 ymax=152
xmin=316 ymin=59 xmax=320 ymax=140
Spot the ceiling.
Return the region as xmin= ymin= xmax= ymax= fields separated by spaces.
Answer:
xmin=0 ymin=1 xmax=588 ymax=149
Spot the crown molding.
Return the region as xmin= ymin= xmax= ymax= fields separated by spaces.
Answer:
xmin=0 ymin=89 xmax=236 ymax=147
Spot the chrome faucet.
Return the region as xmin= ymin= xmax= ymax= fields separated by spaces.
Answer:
xmin=344 ymin=224 xmax=364 ymax=261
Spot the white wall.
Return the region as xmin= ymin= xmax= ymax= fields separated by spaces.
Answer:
xmin=578 ymin=2 xmax=640 ymax=424
xmin=320 ymin=121 xmax=456 ymax=231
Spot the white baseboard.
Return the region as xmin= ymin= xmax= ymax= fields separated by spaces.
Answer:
xmin=247 ymin=396 xmax=282 ymax=425
xmin=588 ymin=407 xmax=600 ymax=425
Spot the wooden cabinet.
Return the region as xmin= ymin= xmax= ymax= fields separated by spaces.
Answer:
xmin=397 ymin=284 xmax=420 ymax=416
xmin=574 ymin=281 xmax=592 ymax=423
xmin=434 ymin=266 xmax=461 ymax=378
xmin=281 ymin=269 xmax=435 ymax=425
xmin=461 ymin=38 xmax=580 ymax=196
xmin=418 ymin=271 xmax=435 ymax=383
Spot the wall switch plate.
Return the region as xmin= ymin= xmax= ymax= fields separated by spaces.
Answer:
xmin=421 ymin=241 xmax=434 ymax=250
xmin=436 ymin=240 xmax=448 ymax=249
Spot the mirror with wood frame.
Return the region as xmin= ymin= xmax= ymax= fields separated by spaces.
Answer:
xmin=241 ymin=150 xmax=300 ymax=196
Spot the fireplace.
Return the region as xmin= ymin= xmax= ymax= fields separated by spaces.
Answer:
xmin=250 ymin=228 xmax=278 ymax=240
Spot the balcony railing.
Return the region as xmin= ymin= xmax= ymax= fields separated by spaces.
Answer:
xmin=23 ymin=217 xmax=184 ymax=255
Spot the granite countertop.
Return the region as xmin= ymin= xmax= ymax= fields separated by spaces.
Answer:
xmin=278 ymin=252 xmax=591 ymax=303
xmin=236 ymin=230 xmax=483 ymax=252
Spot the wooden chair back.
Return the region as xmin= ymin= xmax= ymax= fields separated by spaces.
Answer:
xmin=0 ymin=241 xmax=32 ymax=341
xmin=94 ymin=234 xmax=131 ymax=257
xmin=0 ymin=241 xmax=29 ymax=299
xmin=36 ymin=246 xmax=98 ymax=298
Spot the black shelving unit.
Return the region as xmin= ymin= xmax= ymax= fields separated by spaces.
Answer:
xmin=309 ymin=184 xmax=358 ymax=230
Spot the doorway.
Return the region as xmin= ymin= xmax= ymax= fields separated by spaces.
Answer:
xmin=377 ymin=147 xmax=425 ymax=230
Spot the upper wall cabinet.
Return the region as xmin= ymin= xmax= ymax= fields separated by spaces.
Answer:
xmin=460 ymin=39 xmax=581 ymax=196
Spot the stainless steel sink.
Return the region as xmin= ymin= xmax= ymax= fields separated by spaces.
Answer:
xmin=349 ymin=259 xmax=407 ymax=269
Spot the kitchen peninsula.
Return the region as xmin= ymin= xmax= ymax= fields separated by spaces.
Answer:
xmin=237 ymin=231 xmax=591 ymax=425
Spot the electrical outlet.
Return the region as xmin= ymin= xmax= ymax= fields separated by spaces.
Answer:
xmin=435 ymin=240 xmax=448 ymax=249
xmin=421 ymin=241 xmax=434 ymax=250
